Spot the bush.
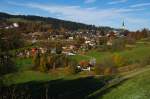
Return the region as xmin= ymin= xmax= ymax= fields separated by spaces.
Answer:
xmin=100 ymin=54 xmax=129 ymax=68
xmin=101 ymin=57 xmax=116 ymax=67
xmin=64 ymin=65 xmax=78 ymax=75
xmin=39 ymin=54 xmax=48 ymax=72
xmin=111 ymin=38 xmax=126 ymax=52
xmin=126 ymin=37 xmax=136 ymax=45
xmin=64 ymin=58 xmax=78 ymax=75
xmin=94 ymin=65 xmax=105 ymax=75
xmin=32 ymin=52 xmax=40 ymax=70
xmin=97 ymin=45 xmax=108 ymax=52
xmin=112 ymin=54 xmax=128 ymax=67
xmin=94 ymin=64 xmax=118 ymax=75
xmin=94 ymin=56 xmax=119 ymax=75
xmin=0 ymin=52 xmax=17 ymax=76
xmin=104 ymin=67 xmax=118 ymax=76
xmin=140 ymin=56 xmax=150 ymax=66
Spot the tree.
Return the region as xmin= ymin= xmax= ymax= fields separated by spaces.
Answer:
xmin=55 ymin=43 xmax=62 ymax=54
xmin=112 ymin=54 xmax=127 ymax=67
xmin=64 ymin=58 xmax=78 ymax=75
xmin=0 ymin=31 xmax=17 ymax=76
xmin=98 ymin=37 xmax=107 ymax=45
xmin=0 ymin=29 xmax=24 ymax=50
xmin=141 ymin=28 xmax=149 ymax=38
xmin=0 ymin=52 xmax=17 ymax=75
xmin=32 ymin=51 xmax=41 ymax=70
xmin=75 ymin=37 xmax=85 ymax=48
xmin=39 ymin=54 xmax=48 ymax=72
xmin=111 ymin=37 xmax=126 ymax=51
xmin=94 ymin=65 xmax=105 ymax=75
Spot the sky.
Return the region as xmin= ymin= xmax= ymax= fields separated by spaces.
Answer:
xmin=0 ymin=0 xmax=150 ymax=31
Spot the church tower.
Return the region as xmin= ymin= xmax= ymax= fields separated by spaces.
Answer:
xmin=122 ymin=20 xmax=125 ymax=30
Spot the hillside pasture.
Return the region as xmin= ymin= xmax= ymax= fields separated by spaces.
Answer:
xmin=98 ymin=66 xmax=150 ymax=99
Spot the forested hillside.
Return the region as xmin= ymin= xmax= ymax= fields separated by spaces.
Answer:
xmin=0 ymin=12 xmax=115 ymax=33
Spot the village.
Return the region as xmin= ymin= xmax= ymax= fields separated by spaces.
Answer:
xmin=5 ymin=21 xmax=128 ymax=72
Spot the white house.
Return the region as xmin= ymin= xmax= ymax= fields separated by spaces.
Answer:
xmin=13 ymin=23 xmax=19 ymax=28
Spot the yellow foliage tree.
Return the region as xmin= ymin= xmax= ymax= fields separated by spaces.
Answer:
xmin=112 ymin=54 xmax=126 ymax=67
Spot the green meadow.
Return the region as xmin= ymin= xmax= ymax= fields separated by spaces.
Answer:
xmin=98 ymin=67 xmax=150 ymax=99
xmin=71 ymin=39 xmax=150 ymax=65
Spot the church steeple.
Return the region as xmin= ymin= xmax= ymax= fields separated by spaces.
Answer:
xmin=122 ymin=20 xmax=125 ymax=30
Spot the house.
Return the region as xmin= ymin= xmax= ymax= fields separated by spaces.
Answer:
xmin=68 ymin=36 xmax=74 ymax=40
xmin=77 ymin=60 xmax=94 ymax=71
xmin=39 ymin=47 xmax=47 ymax=54
xmin=13 ymin=23 xmax=19 ymax=28
xmin=32 ymin=39 xmax=37 ymax=44
xmin=62 ymin=45 xmax=77 ymax=56
xmin=107 ymin=41 xmax=113 ymax=46
xmin=62 ymin=52 xmax=76 ymax=56
xmin=77 ymin=65 xmax=91 ymax=71
xmin=51 ymin=48 xmax=56 ymax=54
xmin=89 ymin=58 xmax=96 ymax=66
xmin=31 ymin=32 xmax=42 ymax=38
xmin=4 ymin=23 xmax=19 ymax=29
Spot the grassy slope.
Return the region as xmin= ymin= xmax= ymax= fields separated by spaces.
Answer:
xmin=98 ymin=67 xmax=150 ymax=99
xmin=15 ymin=58 xmax=33 ymax=70
xmin=2 ymin=71 xmax=59 ymax=86
xmin=2 ymin=75 xmax=112 ymax=99
xmin=2 ymin=38 xmax=150 ymax=86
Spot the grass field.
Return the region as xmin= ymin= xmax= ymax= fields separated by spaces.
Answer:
xmin=15 ymin=58 xmax=33 ymax=70
xmin=2 ymin=71 xmax=58 ymax=86
xmin=1 ymin=75 xmax=112 ymax=99
xmin=71 ymin=39 xmax=150 ymax=65
xmin=97 ymin=66 xmax=150 ymax=99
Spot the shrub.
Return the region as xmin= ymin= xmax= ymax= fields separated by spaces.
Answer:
xmin=97 ymin=45 xmax=108 ymax=52
xmin=126 ymin=37 xmax=136 ymax=45
xmin=64 ymin=65 xmax=78 ymax=75
xmin=94 ymin=65 xmax=105 ymax=75
xmin=104 ymin=67 xmax=118 ymax=76
xmin=0 ymin=52 xmax=17 ymax=75
xmin=111 ymin=38 xmax=126 ymax=52
xmin=32 ymin=52 xmax=40 ymax=70
xmin=101 ymin=57 xmax=116 ymax=67
xmin=94 ymin=63 xmax=118 ymax=76
xmin=140 ymin=56 xmax=150 ymax=66
xmin=64 ymin=58 xmax=78 ymax=75
xmin=112 ymin=54 xmax=128 ymax=67
xmin=39 ymin=54 xmax=48 ymax=72
xmin=94 ymin=56 xmax=119 ymax=75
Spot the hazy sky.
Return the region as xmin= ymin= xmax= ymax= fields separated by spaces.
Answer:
xmin=0 ymin=0 xmax=150 ymax=30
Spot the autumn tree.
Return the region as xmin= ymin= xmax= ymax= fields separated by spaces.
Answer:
xmin=0 ymin=30 xmax=20 ymax=76
xmin=111 ymin=37 xmax=126 ymax=51
xmin=75 ymin=37 xmax=85 ymax=48
xmin=32 ymin=51 xmax=41 ymax=70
